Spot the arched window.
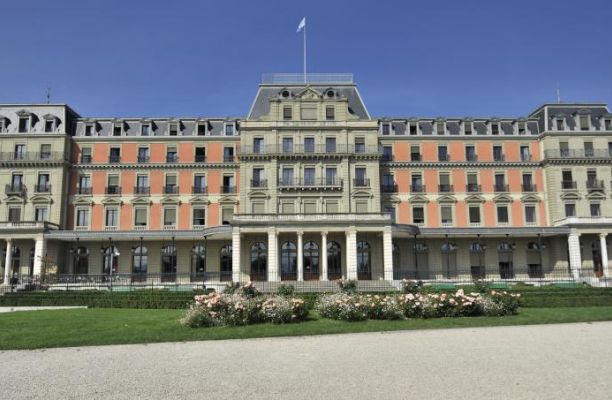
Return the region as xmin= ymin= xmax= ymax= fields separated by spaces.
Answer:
xmin=303 ymin=241 xmax=319 ymax=280
xmin=250 ymin=242 xmax=267 ymax=281
xmin=101 ymin=246 xmax=118 ymax=275
xmin=220 ymin=244 xmax=232 ymax=281
xmin=161 ymin=244 xmax=177 ymax=282
xmin=191 ymin=245 xmax=206 ymax=280
xmin=497 ymin=241 xmax=514 ymax=279
xmin=132 ymin=245 xmax=148 ymax=274
xmin=74 ymin=247 xmax=89 ymax=275
xmin=327 ymin=241 xmax=342 ymax=280
xmin=356 ymin=241 xmax=371 ymax=280
xmin=469 ymin=242 xmax=486 ymax=279
xmin=281 ymin=241 xmax=297 ymax=280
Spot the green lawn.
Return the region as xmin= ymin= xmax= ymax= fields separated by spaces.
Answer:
xmin=1 ymin=307 xmax=612 ymax=350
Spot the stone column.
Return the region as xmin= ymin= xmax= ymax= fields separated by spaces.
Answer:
xmin=267 ymin=229 xmax=279 ymax=282
xmin=568 ymin=232 xmax=582 ymax=280
xmin=297 ymin=231 xmax=304 ymax=282
xmin=600 ymin=233 xmax=609 ymax=278
xmin=231 ymin=228 xmax=241 ymax=282
xmin=382 ymin=227 xmax=394 ymax=281
xmin=321 ymin=231 xmax=328 ymax=281
xmin=33 ymin=237 xmax=46 ymax=277
xmin=346 ymin=228 xmax=357 ymax=280
xmin=3 ymin=239 xmax=12 ymax=285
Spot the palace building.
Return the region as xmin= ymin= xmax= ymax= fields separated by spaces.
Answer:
xmin=0 ymin=73 xmax=611 ymax=288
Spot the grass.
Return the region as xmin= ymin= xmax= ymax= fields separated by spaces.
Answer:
xmin=1 ymin=307 xmax=612 ymax=350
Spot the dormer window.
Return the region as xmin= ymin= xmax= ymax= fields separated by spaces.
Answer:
xmin=409 ymin=122 xmax=417 ymax=135
xmin=579 ymin=114 xmax=590 ymax=131
xmin=169 ymin=123 xmax=179 ymax=136
xmin=325 ymin=106 xmax=335 ymax=120
xmin=113 ymin=124 xmax=123 ymax=136
xmin=141 ymin=124 xmax=150 ymax=136
xmin=436 ymin=121 xmax=445 ymax=135
xmin=283 ymin=106 xmax=292 ymax=120
xmin=517 ymin=122 xmax=526 ymax=135
xmin=381 ymin=122 xmax=391 ymax=135
xmin=464 ymin=122 xmax=472 ymax=135
xmin=84 ymin=124 xmax=93 ymax=136
xmin=604 ymin=119 xmax=612 ymax=131
xmin=491 ymin=123 xmax=499 ymax=135
xmin=197 ymin=122 xmax=207 ymax=136
xmin=225 ymin=122 xmax=236 ymax=136
xmin=556 ymin=118 xmax=565 ymax=131
xmin=44 ymin=119 xmax=54 ymax=132
xmin=0 ymin=117 xmax=7 ymax=132
xmin=18 ymin=116 xmax=31 ymax=133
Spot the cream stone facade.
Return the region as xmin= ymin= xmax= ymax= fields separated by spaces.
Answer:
xmin=0 ymin=74 xmax=610 ymax=288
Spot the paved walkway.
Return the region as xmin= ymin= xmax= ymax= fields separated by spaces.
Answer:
xmin=0 ymin=306 xmax=87 ymax=313
xmin=1 ymin=322 xmax=611 ymax=399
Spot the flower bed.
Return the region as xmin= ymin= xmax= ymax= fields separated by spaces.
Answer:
xmin=318 ymin=290 xmax=520 ymax=322
xmin=181 ymin=283 xmax=308 ymax=327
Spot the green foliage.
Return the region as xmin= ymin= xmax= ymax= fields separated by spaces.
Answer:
xmin=276 ymin=284 xmax=296 ymax=297
xmin=400 ymin=279 xmax=423 ymax=294
xmin=336 ymin=279 xmax=358 ymax=294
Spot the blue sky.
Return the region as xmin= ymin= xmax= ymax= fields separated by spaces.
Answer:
xmin=1 ymin=0 xmax=610 ymax=118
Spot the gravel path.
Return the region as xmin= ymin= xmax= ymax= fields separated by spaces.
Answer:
xmin=1 ymin=322 xmax=611 ymax=400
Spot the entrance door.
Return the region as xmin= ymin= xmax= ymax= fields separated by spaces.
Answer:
xmin=593 ymin=240 xmax=603 ymax=278
xmin=499 ymin=262 xmax=514 ymax=279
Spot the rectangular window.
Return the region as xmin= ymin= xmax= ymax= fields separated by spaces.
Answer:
xmin=301 ymin=104 xmax=317 ymax=120
xmin=304 ymin=167 xmax=316 ymax=185
xmin=525 ymin=205 xmax=536 ymax=224
xmin=605 ymin=119 xmax=612 ymax=130
xmin=164 ymin=208 xmax=177 ymax=226
xmin=325 ymin=137 xmax=336 ymax=152
xmin=223 ymin=147 xmax=234 ymax=162
xmin=81 ymin=147 xmax=92 ymax=163
xmin=438 ymin=145 xmax=448 ymax=161
xmin=493 ymin=145 xmax=503 ymax=161
xmin=465 ymin=145 xmax=476 ymax=161
xmin=253 ymin=138 xmax=264 ymax=154
xmin=40 ymin=144 xmax=51 ymax=160
xmin=557 ymin=119 xmax=565 ymax=131
xmin=579 ymin=115 xmax=589 ymax=130
xmin=197 ymin=122 xmax=207 ymax=136
xmin=193 ymin=209 xmax=206 ymax=226
xmin=491 ymin=123 xmax=500 ymax=135
xmin=325 ymin=106 xmax=335 ymax=120
xmin=76 ymin=209 xmax=89 ymax=227
xmin=464 ymin=122 xmax=472 ymax=135
xmin=409 ymin=123 xmax=417 ymax=135
xmin=354 ymin=137 xmax=365 ymax=153
xmin=134 ymin=208 xmax=148 ymax=226
xmin=469 ymin=205 xmax=481 ymax=224
xmin=252 ymin=202 xmax=265 ymax=214
xmin=37 ymin=173 xmax=50 ymax=192
xmin=194 ymin=174 xmax=206 ymax=192
xmin=412 ymin=206 xmax=425 ymax=224
xmin=194 ymin=147 xmax=206 ymax=162
xmin=441 ymin=205 xmax=453 ymax=225
xmin=436 ymin=121 xmax=445 ymax=135
xmin=590 ymin=203 xmax=601 ymax=217
xmin=44 ymin=119 xmax=54 ymax=132
xmin=169 ymin=123 xmax=178 ymax=136
xmin=84 ymin=125 xmax=93 ymax=136
xmin=138 ymin=147 xmax=149 ymax=162
xmin=382 ymin=146 xmax=393 ymax=161
xmin=141 ymin=124 xmax=150 ymax=136
xmin=79 ymin=175 xmax=91 ymax=192
xmin=326 ymin=201 xmax=339 ymax=213
xmin=381 ymin=123 xmax=391 ymax=135
xmin=283 ymin=106 xmax=292 ymax=120
xmin=520 ymin=145 xmax=531 ymax=161
xmin=8 ymin=207 xmax=21 ymax=223
xmin=282 ymin=137 xmax=294 ymax=153
xmin=325 ymin=167 xmax=337 ymax=185
xmin=14 ymin=144 xmax=26 ymax=160
xmin=304 ymin=137 xmax=315 ymax=153
xmin=281 ymin=167 xmax=294 ymax=185
xmin=225 ymin=123 xmax=235 ymax=136
xmin=564 ymin=203 xmax=576 ymax=217
xmin=105 ymin=208 xmax=118 ymax=227
xmin=410 ymin=146 xmax=421 ymax=161
xmin=355 ymin=167 xmax=367 ymax=186
xmin=165 ymin=174 xmax=177 ymax=193
xmin=517 ymin=122 xmax=526 ymax=135
xmin=355 ymin=201 xmax=368 ymax=214
xmin=222 ymin=207 xmax=234 ymax=224
xmin=497 ymin=205 xmax=509 ymax=224
xmin=18 ymin=117 xmax=30 ymax=132
xmin=584 ymin=141 xmax=594 ymax=157
xmin=109 ymin=147 xmax=121 ymax=163
xmin=113 ymin=125 xmax=122 ymax=136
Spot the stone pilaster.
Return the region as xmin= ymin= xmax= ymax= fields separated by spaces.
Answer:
xmin=346 ymin=227 xmax=357 ymax=280
xmin=297 ymin=231 xmax=304 ymax=281
xmin=33 ymin=236 xmax=46 ymax=277
xmin=3 ymin=239 xmax=12 ymax=285
xmin=267 ymin=229 xmax=279 ymax=282
xmin=568 ymin=232 xmax=582 ymax=279
xmin=600 ymin=233 xmax=609 ymax=278
xmin=231 ymin=228 xmax=241 ymax=282
xmin=382 ymin=227 xmax=393 ymax=281
xmin=321 ymin=231 xmax=328 ymax=281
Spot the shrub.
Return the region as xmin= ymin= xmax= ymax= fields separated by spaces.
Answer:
xmin=362 ymin=294 xmax=403 ymax=320
xmin=261 ymin=296 xmax=308 ymax=323
xmin=317 ymin=293 xmax=368 ymax=321
xmin=276 ymin=284 xmax=296 ymax=297
xmin=472 ymin=279 xmax=489 ymax=294
xmin=336 ymin=279 xmax=358 ymax=294
xmin=487 ymin=290 xmax=521 ymax=316
xmin=223 ymin=282 xmax=260 ymax=298
xmin=400 ymin=279 xmax=422 ymax=294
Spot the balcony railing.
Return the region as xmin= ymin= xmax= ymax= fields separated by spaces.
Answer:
xmin=223 ymin=155 xmax=235 ymax=162
xmin=5 ymin=184 xmax=26 ymax=196
xmin=353 ymin=178 xmax=370 ymax=187
xmin=466 ymin=154 xmax=478 ymax=162
xmin=194 ymin=154 xmax=207 ymax=162
xmin=240 ymin=144 xmax=381 ymax=156
xmin=105 ymin=186 xmax=121 ymax=195
xmin=80 ymin=155 xmax=92 ymax=164
xmin=381 ymin=153 xmax=394 ymax=162
xmin=521 ymin=183 xmax=536 ymax=192
xmin=410 ymin=153 xmax=422 ymax=161
xmin=222 ymin=185 xmax=236 ymax=194
xmin=381 ymin=184 xmax=397 ymax=193
xmin=0 ymin=152 xmax=66 ymax=162
xmin=251 ymin=179 xmax=268 ymax=188
xmin=76 ymin=186 xmax=92 ymax=195
xmin=494 ymin=184 xmax=509 ymax=192
xmin=561 ymin=181 xmax=577 ymax=190
xmin=192 ymin=186 xmax=208 ymax=194
xmin=586 ymin=180 xmax=605 ymax=191
xmin=438 ymin=154 xmax=450 ymax=161
xmin=166 ymin=154 xmax=178 ymax=163
xmin=134 ymin=186 xmax=150 ymax=195
xmin=278 ymin=178 xmax=342 ymax=188
xmin=109 ymin=155 xmax=121 ymax=163
xmin=410 ymin=184 xmax=425 ymax=193
xmin=520 ymin=154 xmax=532 ymax=161
xmin=493 ymin=155 xmax=505 ymax=162
xmin=545 ymin=149 xmax=612 ymax=158
xmin=164 ymin=185 xmax=178 ymax=194
xmin=34 ymin=183 xmax=51 ymax=193
xmin=137 ymin=155 xmax=150 ymax=163
xmin=466 ymin=184 xmax=481 ymax=193
xmin=438 ymin=184 xmax=454 ymax=193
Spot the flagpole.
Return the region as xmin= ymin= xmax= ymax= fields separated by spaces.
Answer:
xmin=303 ymin=21 xmax=307 ymax=83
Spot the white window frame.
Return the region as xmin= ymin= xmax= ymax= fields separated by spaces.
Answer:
xmin=192 ymin=206 xmax=207 ymax=228
xmin=75 ymin=207 xmax=91 ymax=229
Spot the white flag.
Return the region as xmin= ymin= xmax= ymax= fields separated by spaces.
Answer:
xmin=296 ymin=17 xmax=306 ymax=32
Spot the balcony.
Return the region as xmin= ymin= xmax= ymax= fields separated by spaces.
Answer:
xmin=545 ymin=149 xmax=612 ymax=158
xmin=233 ymin=212 xmax=392 ymax=225
xmin=163 ymin=185 xmax=178 ymax=194
xmin=251 ymin=179 xmax=267 ymax=188
xmin=166 ymin=154 xmax=178 ymax=163
xmin=223 ymin=155 xmax=235 ymax=162
xmin=194 ymin=154 xmax=207 ymax=163
xmin=278 ymin=178 xmax=343 ymax=190
xmin=466 ymin=154 xmax=478 ymax=162
xmin=493 ymin=155 xmax=505 ymax=162
xmin=520 ymin=154 xmax=532 ymax=162
xmin=137 ymin=155 xmax=150 ymax=163
xmin=40 ymin=152 xmax=52 ymax=160
xmin=34 ymin=183 xmax=51 ymax=193
xmin=353 ymin=178 xmax=370 ymax=188
xmin=239 ymin=144 xmax=381 ymax=157
xmin=134 ymin=186 xmax=150 ymax=195
xmin=192 ymin=186 xmax=208 ymax=194
xmin=561 ymin=181 xmax=577 ymax=190
xmin=5 ymin=184 xmax=26 ymax=196
xmin=76 ymin=186 xmax=92 ymax=195
xmin=521 ymin=183 xmax=536 ymax=192
xmin=222 ymin=185 xmax=236 ymax=194
xmin=494 ymin=184 xmax=509 ymax=193
xmin=438 ymin=184 xmax=454 ymax=193
xmin=438 ymin=154 xmax=450 ymax=162
xmin=80 ymin=155 xmax=92 ymax=164
xmin=108 ymin=155 xmax=121 ymax=163
xmin=0 ymin=152 xmax=66 ymax=163
xmin=466 ymin=184 xmax=481 ymax=193
xmin=410 ymin=184 xmax=425 ymax=193
xmin=381 ymin=184 xmax=398 ymax=193
xmin=410 ymin=153 xmax=422 ymax=162
xmin=586 ymin=180 xmax=605 ymax=191
xmin=105 ymin=186 xmax=121 ymax=195
xmin=381 ymin=153 xmax=394 ymax=162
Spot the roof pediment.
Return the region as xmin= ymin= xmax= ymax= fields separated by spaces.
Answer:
xmin=560 ymin=192 xmax=581 ymax=200
xmin=247 ymin=191 xmax=269 ymax=199
xmin=493 ymin=194 xmax=514 ymax=203
xmin=131 ymin=197 xmax=152 ymax=205
xmin=296 ymin=87 xmax=322 ymax=100
xmin=409 ymin=194 xmax=429 ymax=204
xmin=585 ymin=191 xmax=606 ymax=200
xmin=160 ymin=197 xmax=181 ymax=205
xmin=73 ymin=198 xmax=94 ymax=205
xmin=189 ymin=196 xmax=211 ymax=204
xmin=520 ymin=194 xmax=541 ymax=203
xmin=30 ymin=195 xmax=53 ymax=204
xmin=465 ymin=194 xmax=485 ymax=203
xmin=219 ymin=196 xmax=239 ymax=204
xmin=4 ymin=196 xmax=24 ymax=204
xmin=437 ymin=194 xmax=457 ymax=203
xmin=101 ymin=197 xmax=123 ymax=205
xmin=352 ymin=190 xmax=372 ymax=198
